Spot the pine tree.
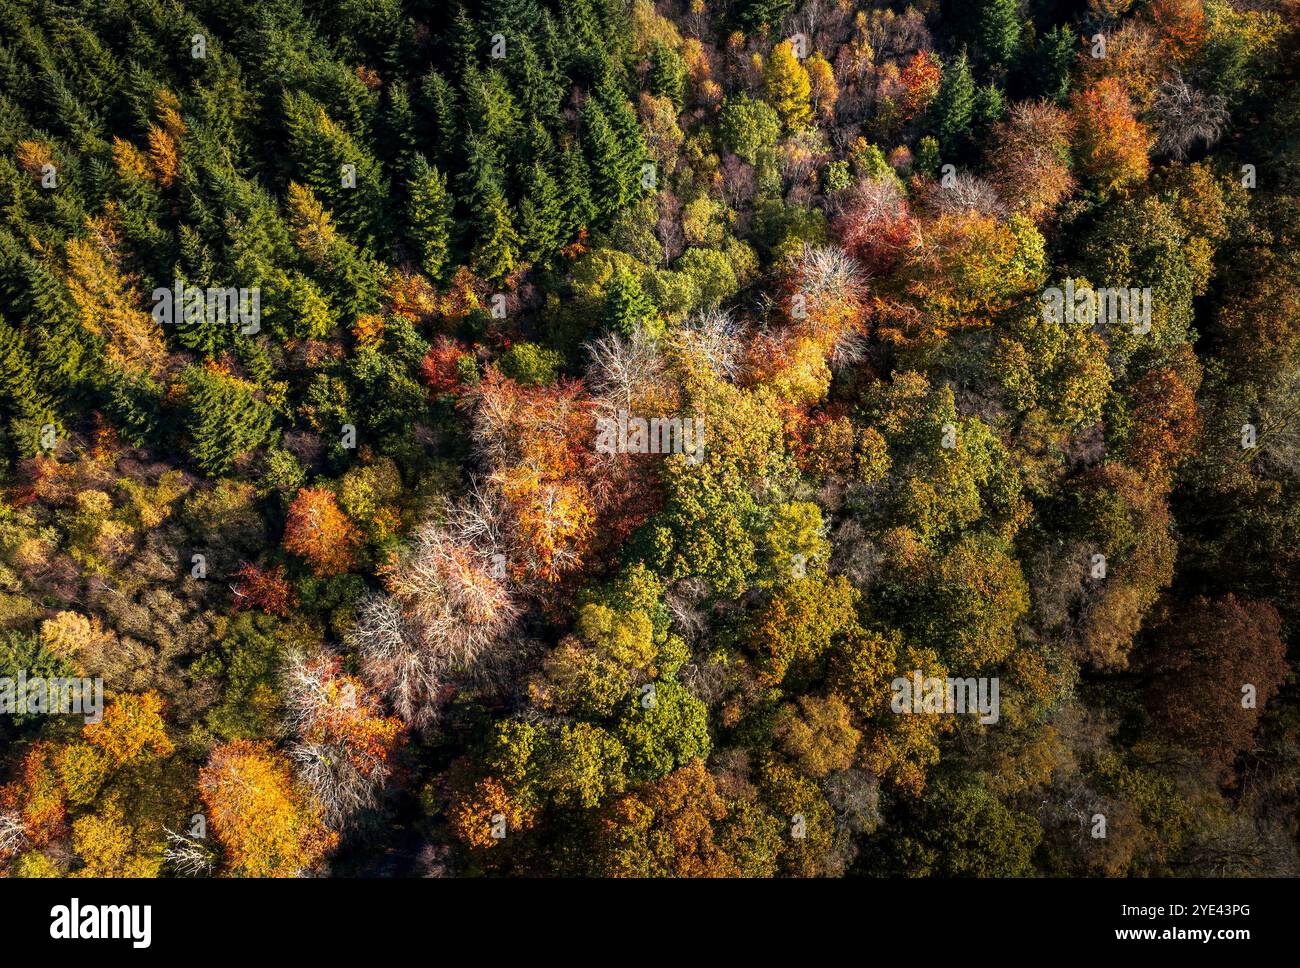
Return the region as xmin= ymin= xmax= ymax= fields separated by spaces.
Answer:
xmin=914 ymin=136 xmax=941 ymax=176
xmin=508 ymin=36 xmax=565 ymax=125
xmin=593 ymin=71 xmax=646 ymax=190
xmin=484 ymin=0 xmax=546 ymax=39
xmin=930 ymin=52 xmax=976 ymax=156
xmin=473 ymin=191 xmax=522 ymax=282
xmin=180 ymin=365 xmax=274 ymax=476
xmin=559 ymin=0 xmax=609 ymax=79
xmin=461 ymin=63 xmax=523 ymax=149
xmin=518 ymin=161 xmax=564 ymax=267
xmin=973 ymin=82 xmax=1005 ymax=126
xmin=407 ymin=154 xmax=453 ymax=282
xmin=458 ymin=134 xmax=507 ymax=208
xmin=385 ymin=80 xmax=420 ymax=176
xmin=105 ymin=370 xmax=163 ymax=448
xmin=603 ymin=265 xmax=659 ymax=338
xmin=737 ymin=0 xmax=796 ymax=34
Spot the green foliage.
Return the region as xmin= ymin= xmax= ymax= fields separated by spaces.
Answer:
xmin=0 ymin=0 xmax=1295 ymax=887
xmin=614 ymin=680 xmax=711 ymax=782
xmin=929 ymin=53 xmax=976 ymax=156
xmin=179 ymin=366 xmax=275 ymax=476
xmin=407 ymin=154 xmax=453 ymax=282
xmin=603 ymin=264 xmax=660 ymax=338
xmin=718 ymin=95 xmax=782 ymax=166
xmin=498 ymin=342 xmax=563 ymax=386
xmin=648 ymin=44 xmax=687 ymax=111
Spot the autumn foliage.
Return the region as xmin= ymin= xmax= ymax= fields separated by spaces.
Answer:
xmin=283 ymin=488 xmax=361 ymax=577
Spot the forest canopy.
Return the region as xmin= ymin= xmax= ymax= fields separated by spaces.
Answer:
xmin=0 ymin=0 xmax=1298 ymax=879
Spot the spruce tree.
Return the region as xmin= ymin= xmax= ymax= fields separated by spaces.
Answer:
xmin=407 ymin=154 xmax=453 ymax=282
xmin=559 ymin=147 xmax=597 ymax=242
xmin=517 ymin=161 xmax=564 ymax=267
xmin=180 ymin=365 xmax=274 ymax=476
xmin=930 ymin=52 xmax=976 ymax=156
xmin=461 ymin=63 xmax=523 ymax=149
xmin=283 ymin=90 xmax=388 ymax=252
xmin=0 ymin=316 xmax=59 ymax=456
xmin=473 ymin=191 xmax=522 ymax=282
xmin=603 ymin=265 xmax=658 ymax=338
xmin=1030 ymin=25 xmax=1075 ymax=103
xmin=974 ymin=0 xmax=1022 ymax=67
xmin=648 ymin=44 xmax=687 ymax=112
xmin=420 ymin=69 xmax=460 ymax=166
xmin=737 ymin=0 xmax=796 ymax=34
xmin=581 ymin=96 xmax=629 ymax=218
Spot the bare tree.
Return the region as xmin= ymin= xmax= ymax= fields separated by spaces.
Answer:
xmin=793 ymin=243 xmax=867 ymax=306
xmin=346 ymin=492 xmax=522 ymax=728
xmin=163 ymin=827 xmax=215 ymax=876
xmin=1151 ymin=74 xmax=1229 ymax=159
xmin=585 ymin=328 xmax=668 ymax=411
xmin=922 ymin=171 xmax=1008 ymax=219
xmin=668 ymin=308 xmax=745 ymax=381
xmin=0 ymin=811 xmax=27 ymax=859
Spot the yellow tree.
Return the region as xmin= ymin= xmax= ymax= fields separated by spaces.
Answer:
xmin=764 ymin=40 xmax=812 ymax=130
xmin=62 ymin=210 xmax=169 ymax=375
xmin=199 ymin=740 xmax=337 ymax=877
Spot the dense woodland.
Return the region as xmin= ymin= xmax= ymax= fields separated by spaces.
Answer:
xmin=0 ymin=0 xmax=1298 ymax=878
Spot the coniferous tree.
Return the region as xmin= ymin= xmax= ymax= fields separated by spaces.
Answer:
xmin=517 ymin=161 xmax=564 ymax=267
xmin=973 ymin=0 xmax=1022 ymax=67
xmin=736 ymin=0 xmax=796 ymax=35
xmin=603 ymin=265 xmax=658 ymax=338
xmin=930 ymin=52 xmax=976 ymax=156
xmin=559 ymin=146 xmax=597 ymax=243
xmin=420 ymin=69 xmax=460 ymax=167
xmin=0 ymin=316 xmax=60 ymax=456
xmin=1027 ymin=25 xmax=1075 ymax=103
xmin=180 ymin=365 xmax=275 ymax=476
xmin=582 ymin=94 xmax=638 ymax=219
xmin=648 ymin=44 xmax=687 ymax=112
xmin=407 ymin=154 xmax=453 ymax=282
xmin=473 ymin=191 xmax=522 ymax=282
xmin=283 ymin=90 xmax=388 ymax=252
xmin=764 ymin=40 xmax=812 ymax=130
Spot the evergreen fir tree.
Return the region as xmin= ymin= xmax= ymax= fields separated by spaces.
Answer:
xmin=736 ymin=0 xmax=796 ymax=35
xmin=930 ymin=52 xmax=976 ymax=156
xmin=517 ymin=160 xmax=564 ymax=266
xmin=420 ymin=69 xmax=461 ymax=167
xmin=581 ymin=95 xmax=637 ymax=218
xmin=603 ymin=264 xmax=658 ymax=338
xmin=407 ymin=154 xmax=454 ymax=283
xmin=461 ymin=63 xmax=523 ymax=149
xmin=1028 ymin=25 xmax=1075 ymax=103
xmin=283 ymin=90 xmax=388 ymax=252
xmin=974 ymin=0 xmax=1022 ymax=67
xmin=180 ymin=364 xmax=275 ymax=476
xmin=0 ymin=315 xmax=59 ymax=456
xmin=648 ymin=44 xmax=687 ymax=112
xmin=473 ymin=191 xmax=521 ymax=282
xmin=559 ymin=146 xmax=597 ymax=243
